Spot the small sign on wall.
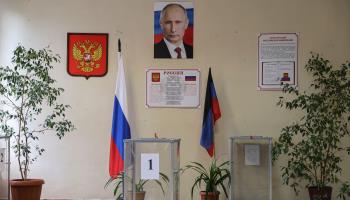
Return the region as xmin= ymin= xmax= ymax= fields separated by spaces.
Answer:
xmin=141 ymin=153 xmax=160 ymax=180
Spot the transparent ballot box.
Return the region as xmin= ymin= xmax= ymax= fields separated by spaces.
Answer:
xmin=230 ymin=136 xmax=272 ymax=200
xmin=123 ymin=138 xmax=180 ymax=200
xmin=0 ymin=136 xmax=10 ymax=200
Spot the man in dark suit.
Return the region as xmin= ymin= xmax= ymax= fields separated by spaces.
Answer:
xmin=154 ymin=3 xmax=193 ymax=59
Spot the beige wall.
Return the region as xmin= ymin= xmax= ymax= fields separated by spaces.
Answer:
xmin=1 ymin=0 xmax=350 ymax=199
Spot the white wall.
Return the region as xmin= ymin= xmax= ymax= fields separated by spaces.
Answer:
xmin=0 ymin=0 xmax=350 ymax=199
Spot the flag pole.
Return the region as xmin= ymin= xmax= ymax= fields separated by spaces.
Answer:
xmin=118 ymin=38 xmax=125 ymax=200
xmin=118 ymin=39 xmax=121 ymax=53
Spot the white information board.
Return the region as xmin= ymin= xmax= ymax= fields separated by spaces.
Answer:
xmin=258 ymin=33 xmax=298 ymax=90
xmin=146 ymin=69 xmax=200 ymax=108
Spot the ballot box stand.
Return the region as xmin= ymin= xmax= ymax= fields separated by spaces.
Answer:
xmin=230 ymin=136 xmax=272 ymax=200
xmin=123 ymin=138 xmax=180 ymax=200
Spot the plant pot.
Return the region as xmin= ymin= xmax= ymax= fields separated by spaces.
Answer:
xmin=10 ymin=179 xmax=44 ymax=200
xmin=200 ymin=191 xmax=220 ymax=200
xmin=308 ymin=186 xmax=332 ymax=200
xmin=127 ymin=191 xmax=146 ymax=200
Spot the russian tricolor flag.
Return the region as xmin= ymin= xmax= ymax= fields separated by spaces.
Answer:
xmin=109 ymin=52 xmax=131 ymax=177
xmin=200 ymin=68 xmax=221 ymax=157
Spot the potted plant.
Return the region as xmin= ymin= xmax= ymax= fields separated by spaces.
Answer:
xmin=184 ymin=159 xmax=230 ymax=200
xmin=272 ymin=53 xmax=350 ymax=200
xmin=105 ymin=172 xmax=169 ymax=200
xmin=0 ymin=45 xmax=75 ymax=200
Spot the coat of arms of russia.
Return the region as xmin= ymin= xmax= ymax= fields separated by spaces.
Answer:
xmin=67 ymin=33 xmax=108 ymax=79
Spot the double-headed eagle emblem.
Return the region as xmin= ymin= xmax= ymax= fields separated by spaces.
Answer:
xmin=72 ymin=40 xmax=102 ymax=73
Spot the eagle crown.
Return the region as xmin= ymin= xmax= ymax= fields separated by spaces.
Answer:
xmin=80 ymin=40 xmax=97 ymax=53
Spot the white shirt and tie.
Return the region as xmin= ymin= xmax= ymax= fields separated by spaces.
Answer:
xmin=163 ymin=39 xmax=187 ymax=59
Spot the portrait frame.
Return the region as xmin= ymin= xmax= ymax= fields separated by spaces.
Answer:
xmin=154 ymin=2 xmax=194 ymax=59
xmin=67 ymin=33 xmax=108 ymax=79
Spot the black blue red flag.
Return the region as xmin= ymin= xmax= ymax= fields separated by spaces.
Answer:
xmin=200 ymin=68 xmax=221 ymax=157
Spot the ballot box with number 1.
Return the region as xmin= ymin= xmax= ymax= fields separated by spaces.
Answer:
xmin=123 ymin=138 xmax=180 ymax=200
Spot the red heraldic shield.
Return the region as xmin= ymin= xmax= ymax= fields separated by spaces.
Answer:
xmin=67 ymin=33 xmax=108 ymax=79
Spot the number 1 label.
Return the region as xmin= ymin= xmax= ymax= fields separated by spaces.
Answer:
xmin=141 ymin=153 xmax=159 ymax=180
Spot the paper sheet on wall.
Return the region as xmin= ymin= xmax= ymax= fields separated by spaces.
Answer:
xmin=146 ymin=69 xmax=200 ymax=108
xmin=258 ymin=33 xmax=298 ymax=90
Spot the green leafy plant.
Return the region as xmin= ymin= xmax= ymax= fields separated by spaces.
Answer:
xmin=272 ymin=53 xmax=350 ymax=199
xmin=0 ymin=45 xmax=75 ymax=180
xmin=105 ymin=172 xmax=169 ymax=199
xmin=183 ymin=159 xmax=231 ymax=199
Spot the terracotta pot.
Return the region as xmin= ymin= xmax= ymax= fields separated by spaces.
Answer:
xmin=308 ymin=186 xmax=332 ymax=200
xmin=10 ymin=179 xmax=44 ymax=200
xmin=200 ymin=191 xmax=220 ymax=200
xmin=126 ymin=191 xmax=146 ymax=200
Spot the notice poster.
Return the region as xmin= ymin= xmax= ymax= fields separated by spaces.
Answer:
xmin=146 ymin=69 xmax=200 ymax=108
xmin=258 ymin=33 xmax=298 ymax=90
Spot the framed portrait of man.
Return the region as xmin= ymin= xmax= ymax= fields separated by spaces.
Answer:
xmin=154 ymin=2 xmax=194 ymax=59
